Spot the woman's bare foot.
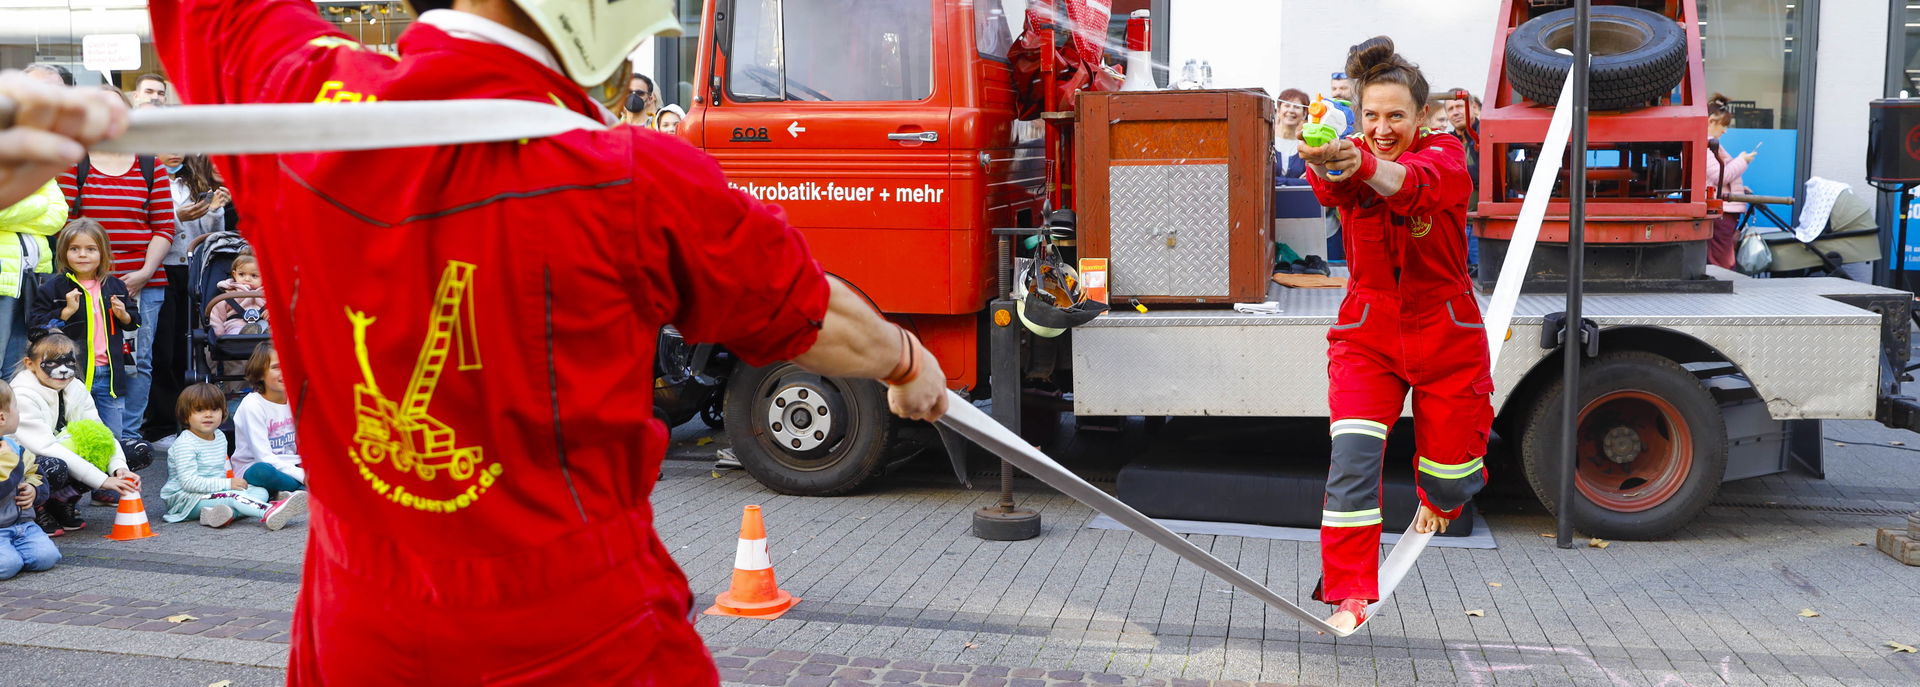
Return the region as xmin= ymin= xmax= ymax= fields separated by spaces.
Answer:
xmin=1325 ymin=607 xmax=1359 ymax=633
xmin=1414 ymin=504 xmax=1451 ymax=534
xmin=1324 ymin=598 xmax=1368 ymax=632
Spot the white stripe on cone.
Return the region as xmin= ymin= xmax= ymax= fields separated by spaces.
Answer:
xmin=734 ymin=537 xmax=772 ymax=571
xmin=114 ymin=511 xmax=148 ymax=526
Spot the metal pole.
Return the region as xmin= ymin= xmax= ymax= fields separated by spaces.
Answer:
xmin=1557 ymin=0 xmax=1590 ymax=550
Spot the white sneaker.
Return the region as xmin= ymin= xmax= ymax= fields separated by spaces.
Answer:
xmin=713 ymin=448 xmax=742 ymax=470
xmin=261 ymin=491 xmax=308 ymax=531
xmin=199 ymin=504 xmax=236 ymax=528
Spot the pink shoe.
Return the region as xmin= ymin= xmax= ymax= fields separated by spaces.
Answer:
xmin=261 ymin=491 xmax=308 ymax=531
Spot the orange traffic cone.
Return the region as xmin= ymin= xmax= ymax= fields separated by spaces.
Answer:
xmin=704 ymin=505 xmax=799 ymax=619
xmin=104 ymin=494 xmax=157 ymax=541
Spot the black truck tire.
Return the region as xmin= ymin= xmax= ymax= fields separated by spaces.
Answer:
xmin=724 ymin=361 xmax=890 ymax=496
xmin=1506 ymin=5 xmax=1687 ymax=111
xmin=1518 ymin=351 xmax=1727 ymax=540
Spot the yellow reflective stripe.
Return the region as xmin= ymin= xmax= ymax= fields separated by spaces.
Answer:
xmin=1418 ymin=456 xmax=1485 ymax=480
xmin=1330 ymin=419 xmax=1390 ymax=439
xmin=1321 ymin=508 xmax=1383 ymax=527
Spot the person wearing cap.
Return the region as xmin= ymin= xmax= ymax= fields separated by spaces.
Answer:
xmin=1444 ymin=88 xmax=1482 ymax=270
xmin=147 ymin=0 xmax=952 ymax=682
xmin=1328 ymin=71 xmax=1357 ymax=137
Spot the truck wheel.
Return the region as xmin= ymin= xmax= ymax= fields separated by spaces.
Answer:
xmin=1505 ymin=5 xmax=1687 ymax=111
xmin=724 ymin=362 xmax=890 ymax=496
xmin=1518 ymin=351 xmax=1727 ymax=540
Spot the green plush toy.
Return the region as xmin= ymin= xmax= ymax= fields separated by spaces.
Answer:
xmin=64 ymin=419 xmax=118 ymax=474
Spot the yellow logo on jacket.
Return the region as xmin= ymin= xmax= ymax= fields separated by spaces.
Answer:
xmin=1409 ymin=215 xmax=1433 ymax=238
xmin=345 ymin=261 xmax=501 ymax=514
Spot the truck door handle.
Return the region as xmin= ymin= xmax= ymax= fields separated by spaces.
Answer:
xmin=888 ymin=132 xmax=939 ymax=142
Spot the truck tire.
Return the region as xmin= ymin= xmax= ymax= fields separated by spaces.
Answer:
xmin=1506 ymin=5 xmax=1687 ymax=111
xmin=1518 ymin=351 xmax=1727 ymax=540
xmin=725 ymin=361 xmax=890 ymax=496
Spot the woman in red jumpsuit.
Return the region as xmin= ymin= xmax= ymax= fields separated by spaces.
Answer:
xmin=1297 ymin=36 xmax=1492 ymax=633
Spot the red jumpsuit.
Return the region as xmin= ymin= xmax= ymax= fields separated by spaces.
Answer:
xmin=1307 ymin=130 xmax=1492 ymax=604
xmin=151 ymin=3 xmax=830 ymax=683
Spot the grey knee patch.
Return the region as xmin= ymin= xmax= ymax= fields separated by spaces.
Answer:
xmin=1325 ymin=434 xmax=1385 ymax=512
xmin=1419 ymin=470 xmax=1486 ymax=512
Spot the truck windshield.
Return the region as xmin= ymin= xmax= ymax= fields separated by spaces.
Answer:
xmin=727 ymin=0 xmax=935 ymax=103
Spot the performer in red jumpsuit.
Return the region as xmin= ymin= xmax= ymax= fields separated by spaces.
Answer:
xmin=149 ymin=0 xmax=950 ymax=682
xmin=1298 ymin=36 xmax=1492 ymax=632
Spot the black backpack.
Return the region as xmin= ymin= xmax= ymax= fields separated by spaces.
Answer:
xmin=71 ymin=155 xmax=159 ymax=217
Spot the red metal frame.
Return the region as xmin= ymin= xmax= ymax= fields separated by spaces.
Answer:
xmin=1474 ymin=0 xmax=1711 ymax=243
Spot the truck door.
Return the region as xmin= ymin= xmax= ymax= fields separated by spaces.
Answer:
xmin=703 ymin=0 xmax=952 ymax=314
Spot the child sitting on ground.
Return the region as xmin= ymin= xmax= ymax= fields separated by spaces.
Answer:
xmin=231 ymin=342 xmax=303 ymax=500
xmin=11 ymin=334 xmax=135 ymax=534
xmin=161 ymin=383 xmax=306 ymax=530
xmin=210 ymin=254 xmax=268 ymax=336
xmin=0 ymin=378 xmax=60 ymax=579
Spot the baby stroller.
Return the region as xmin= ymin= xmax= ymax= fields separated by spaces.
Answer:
xmin=186 ymin=231 xmax=269 ymax=392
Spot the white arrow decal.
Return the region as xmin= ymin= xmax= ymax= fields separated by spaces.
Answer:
xmin=787 ymin=121 xmax=807 ymax=138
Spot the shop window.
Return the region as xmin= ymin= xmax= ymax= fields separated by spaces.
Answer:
xmin=727 ymin=0 xmax=934 ymax=103
xmin=1699 ymin=0 xmax=1808 ymax=227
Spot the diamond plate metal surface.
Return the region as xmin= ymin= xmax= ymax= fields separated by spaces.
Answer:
xmin=1073 ymin=275 xmax=1889 ymax=419
xmin=1107 ymin=164 xmax=1231 ymax=297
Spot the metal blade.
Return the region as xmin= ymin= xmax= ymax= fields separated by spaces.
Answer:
xmin=936 ymin=392 xmax=1408 ymax=637
xmin=87 ymin=99 xmax=606 ymax=155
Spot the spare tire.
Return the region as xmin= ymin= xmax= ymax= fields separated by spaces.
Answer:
xmin=1506 ymin=5 xmax=1687 ymax=111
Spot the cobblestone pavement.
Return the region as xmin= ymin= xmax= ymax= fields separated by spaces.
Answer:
xmin=0 ymin=419 xmax=1917 ymax=686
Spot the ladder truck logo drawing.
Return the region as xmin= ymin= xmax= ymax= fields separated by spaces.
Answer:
xmin=346 ymin=261 xmax=501 ymax=514
xmin=1408 ymin=215 xmax=1433 ymax=238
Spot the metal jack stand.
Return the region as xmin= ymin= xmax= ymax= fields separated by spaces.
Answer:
xmin=975 ymin=229 xmax=1042 ymax=541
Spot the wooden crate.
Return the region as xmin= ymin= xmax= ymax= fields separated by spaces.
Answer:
xmin=1075 ymin=89 xmax=1274 ymax=304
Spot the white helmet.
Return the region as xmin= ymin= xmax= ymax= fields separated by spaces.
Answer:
xmin=408 ymin=0 xmax=680 ymax=87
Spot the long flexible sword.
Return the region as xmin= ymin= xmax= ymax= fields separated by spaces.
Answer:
xmin=0 ymin=98 xmax=608 ymax=154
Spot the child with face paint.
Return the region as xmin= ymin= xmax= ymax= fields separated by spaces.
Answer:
xmin=28 ymin=219 xmax=141 ymax=444
xmin=161 ymin=382 xmax=306 ymax=529
xmin=10 ymin=334 xmax=134 ymax=533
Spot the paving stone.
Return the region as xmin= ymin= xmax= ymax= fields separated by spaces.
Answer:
xmin=97 ymin=617 xmax=141 ymax=630
xmin=753 ymin=659 xmax=802 ymax=674
xmin=922 ymin=673 xmax=964 ymax=686
xmin=834 ymin=667 xmax=875 ymax=681
xmin=743 ymin=670 xmax=787 ymax=686
xmin=234 ymin=628 xmax=277 ymax=641
xmin=853 ymin=656 xmax=890 ymax=668
xmin=789 ymin=677 xmax=834 ymax=687
xmin=26 ymin=612 xmax=76 ymax=624
xmin=61 ymin=615 xmax=106 ymax=627
xmin=880 ymin=670 xmax=922 ymax=683
xmin=809 ymin=654 xmax=850 ymax=665
xmin=964 ymin=678 xmax=1008 ymax=687
xmin=736 ymin=647 xmax=773 ymax=658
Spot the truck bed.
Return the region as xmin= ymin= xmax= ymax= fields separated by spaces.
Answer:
xmin=1071 ymin=268 xmax=1899 ymax=419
